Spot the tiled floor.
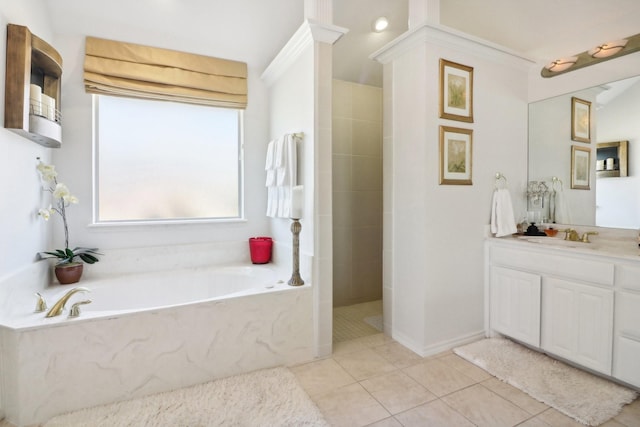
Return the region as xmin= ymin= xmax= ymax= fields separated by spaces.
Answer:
xmin=333 ymin=300 xmax=383 ymax=342
xmin=291 ymin=333 xmax=640 ymax=427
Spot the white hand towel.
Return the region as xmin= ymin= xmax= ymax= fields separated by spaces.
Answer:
xmin=554 ymin=189 xmax=572 ymax=224
xmin=265 ymin=140 xmax=276 ymax=187
xmin=491 ymin=188 xmax=517 ymax=237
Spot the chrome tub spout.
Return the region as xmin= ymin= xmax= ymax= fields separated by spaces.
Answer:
xmin=45 ymin=287 xmax=90 ymax=318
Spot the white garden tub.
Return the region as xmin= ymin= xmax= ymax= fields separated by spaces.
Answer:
xmin=0 ymin=263 xmax=314 ymax=426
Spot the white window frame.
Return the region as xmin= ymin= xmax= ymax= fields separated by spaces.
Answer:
xmin=91 ymin=95 xmax=245 ymax=226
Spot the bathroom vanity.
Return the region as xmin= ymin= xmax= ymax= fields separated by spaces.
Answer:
xmin=485 ymin=231 xmax=640 ymax=389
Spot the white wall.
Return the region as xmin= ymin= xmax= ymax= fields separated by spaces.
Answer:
xmin=375 ymin=24 xmax=531 ymax=356
xmin=0 ymin=1 xmax=55 ymax=283
xmin=596 ymin=81 xmax=640 ymax=229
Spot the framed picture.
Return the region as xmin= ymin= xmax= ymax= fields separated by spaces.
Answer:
xmin=571 ymin=145 xmax=591 ymax=190
xmin=571 ymin=97 xmax=591 ymax=143
xmin=439 ymin=59 xmax=474 ymax=123
xmin=439 ymin=126 xmax=473 ymax=185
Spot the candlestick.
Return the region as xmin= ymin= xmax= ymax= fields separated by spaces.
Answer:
xmin=288 ymin=218 xmax=304 ymax=286
xmin=291 ymin=185 xmax=303 ymax=219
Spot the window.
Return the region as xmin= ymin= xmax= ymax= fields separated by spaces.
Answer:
xmin=94 ymin=95 xmax=242 ymax=223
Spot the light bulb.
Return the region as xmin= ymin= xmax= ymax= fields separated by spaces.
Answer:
xmin=373 ymin=17 xmax=388 ymax=33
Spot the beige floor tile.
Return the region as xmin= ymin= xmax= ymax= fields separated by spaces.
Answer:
xmin=333 ymin=300 xmax=383 ymax=342
xmin=290 ymin=358 xmax=356 ymax=397
xmin=360 ymin=370 xmax=437 ymax=414
xmin=402 ymin=357 xmax=477 ymax=397
xmin=333 ymin=338 xmax=370 ymax=355
xmin=394 ymin=399 xmax=475 ymax=427
xmin=353 ymin=332 xmax=394 ymax=348
xmin=373 ymin=341 xmax=424 ymax=369
xmin=536 ymin=408 xmax=585 ymax=427
xmin=482 ymin=377 xmax=549 ymax=415
xmin=614 ymin=398 xmax=640 ymax=427
xmin=442 ymin=383 xmax=530 ymax=427
xmin=314 ymin=382 xmax=391 ymax=427
xmin=601 ymin=418 xmax=630 ymax=427
xmin=516 ymin=417 xmax=552 ymax=427
xmin=439 ymin=353 xmax=493 ymax=382
xmin=334 ymin=348 xmax=397 ymax=381
xmin=365 ymin=417 xmax=403 ymax=427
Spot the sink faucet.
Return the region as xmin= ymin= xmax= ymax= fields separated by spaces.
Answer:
xmin=560 ymin=228 xmax=579 ymax=241
xmin=45 ymin=287 xmax=90 ymax=318
xmin=581 ymin=231 xmax=598 ymax=243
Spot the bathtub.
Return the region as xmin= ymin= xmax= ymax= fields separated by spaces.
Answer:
xmin=0 ymin=262 xmax=314 ymax=426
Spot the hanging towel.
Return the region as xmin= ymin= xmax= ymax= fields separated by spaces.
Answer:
xmin=554 ymin=188 xmax=572 ymax=224
xmin=266 ymin=134 xmax=298 ymax=218
xmin=491 ymin=188 xmax=517 ymax=237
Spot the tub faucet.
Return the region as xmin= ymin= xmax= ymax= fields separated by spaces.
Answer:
xmin=45 ymin=287 xmax=90 ymax=318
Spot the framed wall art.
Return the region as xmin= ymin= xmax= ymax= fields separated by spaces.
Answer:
xmin=571 ymin=145 xmax=591 ymax=190
xmin=439 ymin=126 xmax=473 ymax=185
xmin=571 ymin=97 xmax=591 ymax=143
xmin=439 ymin=59 xmax=474 ymax=123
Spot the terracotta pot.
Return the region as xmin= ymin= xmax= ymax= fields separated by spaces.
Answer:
xmin=54 ymin=262 xmax=83 ymax=285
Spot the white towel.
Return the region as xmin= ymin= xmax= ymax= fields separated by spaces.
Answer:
xmin=554 ymin=189 xmax=572 ymax=224
xmin=491 ymin=188 xmax=517 ymax=237
xmin=266 ymin=134 xmax=298 ymax=218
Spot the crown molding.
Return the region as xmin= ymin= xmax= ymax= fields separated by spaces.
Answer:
xmin=371 ymin=22 xmax=536 ymax=71
xmin=261 ymin=19 xmax=348 ymax=86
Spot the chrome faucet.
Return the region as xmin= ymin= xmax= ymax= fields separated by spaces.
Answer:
xmin=45 ymin=287 xmax=90 ymax=318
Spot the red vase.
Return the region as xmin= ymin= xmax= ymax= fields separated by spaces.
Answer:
xmin=54 ymin=263 xmax=83 ymax=285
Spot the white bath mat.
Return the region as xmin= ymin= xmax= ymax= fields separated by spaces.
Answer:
xmin=44 ymin=367 xmax=328 ymax=427
xmin=454 ymin=338 xmax=638 ymax=426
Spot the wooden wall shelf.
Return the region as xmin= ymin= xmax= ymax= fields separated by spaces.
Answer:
xmin=4 ymin=24 xmax=62 ymax=148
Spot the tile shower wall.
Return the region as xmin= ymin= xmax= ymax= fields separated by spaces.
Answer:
xmin=332 ymin=80 xmax=382 ymax=307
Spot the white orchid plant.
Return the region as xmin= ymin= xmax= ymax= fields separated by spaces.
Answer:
xmin=36 ymin=158 xmax=100 ymax=265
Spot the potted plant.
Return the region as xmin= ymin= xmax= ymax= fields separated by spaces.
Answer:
xmin=36 ymin=158 xmax=100 ymax=284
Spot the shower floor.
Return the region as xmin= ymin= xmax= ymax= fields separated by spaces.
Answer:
xmin=333 ymin=299 xmax=382 ymax=342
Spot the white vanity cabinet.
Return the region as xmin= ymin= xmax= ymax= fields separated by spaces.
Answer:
xmin=489 ymin=266 xmax=540 ymax=347
xmin=613 ymin=263 xmax=640 ymax=387
xmin=486 ymin=238 xmax=640 ymax=388
xmin=541 ymin=277 xmax=613 ymax=375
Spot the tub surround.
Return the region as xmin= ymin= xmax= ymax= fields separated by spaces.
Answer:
xmin=0 ymin=241 xmax=314 ymax=426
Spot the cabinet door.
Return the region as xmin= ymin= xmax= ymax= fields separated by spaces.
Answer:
xmin=490 ymin=266 xmax=541 ymax=347
xmin=542 ymin=277 xmax=613 ymax=375
xmin=613 ymin=291 xmax=640 ymax=388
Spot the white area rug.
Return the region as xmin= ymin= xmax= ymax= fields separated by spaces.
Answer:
xmin=44 ymin=367 xmax=328 ymax=427
xmin=454 ymin=338 xmax=638 ymax=426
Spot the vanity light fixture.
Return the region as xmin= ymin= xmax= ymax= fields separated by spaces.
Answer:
xmin=541 ymin=32 xmax=640 ymax=78
xmin=544 ymin=57 xmax=578 ymax=73
xmin=373 ymin=16 xmax=389 ymax=33
xmin=588 ymin=39 xmax=628 ymax=58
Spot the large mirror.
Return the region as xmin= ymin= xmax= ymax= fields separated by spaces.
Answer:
xmin=528 ymin=75 xmax=640 ymax=230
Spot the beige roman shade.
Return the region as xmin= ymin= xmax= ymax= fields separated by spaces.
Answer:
xmin=84 ymin=36 xmax=247 ymax=109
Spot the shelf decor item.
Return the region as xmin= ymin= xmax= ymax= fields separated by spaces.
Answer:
xmin=35 ymin=158 xmax=100 ymax=284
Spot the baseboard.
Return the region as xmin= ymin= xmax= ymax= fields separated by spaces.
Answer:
xmin=392 ymin=329 xmax=487 ymax=358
